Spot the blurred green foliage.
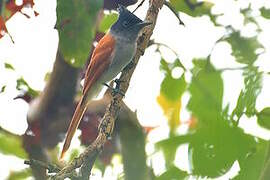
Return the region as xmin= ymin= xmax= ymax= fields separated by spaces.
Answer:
xmin=160 ymin=59 xmax=186 ymax=101
xmin=260 ymin=7 xmax=270 ymax=19
xmin=56 ymin=0 xmax=103 ymax=67
xmin=99 ymin=13 xmax=118 ymax=32
xmin=157 ymin=59 xmax=268 ymax=178
xmin=155 ymin=1 xmax=270 ymax=179
xmin=16 ymin=77 xmax=39 ymax=98
xmin=232 ymin=67 xmax=262 ymax=120
xmin=157 ymin=166 xmax=188 ymax=180
xmin=234 ymin=140 xmax=269 ymax=180
xmin=7 ymin=168 xmax=32 ymax=180
xmin=241 ymin=6 xmax=259 ymax=27
xmin=4 ymin=62 xmax=15 ymax=70
xmin=0 ymin=131 xmax=27 ymax=159
xmin=157 ymin=58 xmax=186 ymax=137
xmin=170 ymin=0 xmax=213 ymax=17
xmin=188 ymin=59 xmax=223 ymax=125
xmin=257 ymin=107 xmax=270 ymax=130
xmin=224 ymin=31 xmax=263 ymax=65
xmin=0 ymin=85 xmax=6 ymax=93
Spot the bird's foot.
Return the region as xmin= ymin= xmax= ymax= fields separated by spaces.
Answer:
xmin=114 ymin=79 xmax=125 ymax=86
xmin=102 ymin=82 xmax=125 ymax=97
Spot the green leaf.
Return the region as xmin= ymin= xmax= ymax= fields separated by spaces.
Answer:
xmin=16 ymin=77 xmax=39 ymax=98
xmin=0 ymin=131 xmax=27 ymax=159
xmin=232 ymin=67 xmax=262 ymax=120
xmin=56 ymin=0 xmax=103 ymax=67
xmin=257 ymin=107 xmax=270 ymax=130
xmin=170 ymin=0 xmax=213 ymax=17
xmin=156 ymin=134 xmax=193 ymax=149
xmin=160 ymin=58 xmax=184 ymax=75
xmin=241 ymin=6 xmax=260 ymax=27
xmin=186 ymin=59 xmax=259 ymax=177
xmin=157 ymin=166 xmax=188 ymax=180
xmin=187 ymin=59 xmax=223 ymax=125
xmin=44 ymin=72 xmax=51 ymax=82
xmin=224 ymin=31 xmax=263 ymax=64
xmin=160 ymin=74 xmax=186 ymax=102
xmin=68 ymin=149 xmax=79 ymax=163
xmin=160 ymin=59 xmax=186 ymax=101
xmin=7 ymin=168 xmax=32 ymax=180
xmin=157 ymin=59 xmax=187 ymax=133
xmin=233 ymin=140 xmax=269 ymax=180
xmin=4 ymin=62 xmax=15 ymax=70
xmin=260 ymin=7 xmax=270 ymax=19
xmin=99 ymin=13 xmax=118 ymax=33
xmin=187 ymin=59 xmax=226 ymax=177
xmin=189 ymin=122 xmax=256 ymax=178
xmin=0 ymin=85 xmax=6 ymax=93
xmin=156 ymin=135 xmax=193 ymax=167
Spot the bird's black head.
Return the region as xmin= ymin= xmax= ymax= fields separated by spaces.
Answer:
xmin=111 ymin=5 xmax=151 ymax=41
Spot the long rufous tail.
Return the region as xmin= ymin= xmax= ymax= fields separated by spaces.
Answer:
xmin=60 ymin=96 xmax=88 ymax=159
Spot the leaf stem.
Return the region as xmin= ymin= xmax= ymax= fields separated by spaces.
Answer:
xmin=154 ymin=41 xmax=187 ymax=71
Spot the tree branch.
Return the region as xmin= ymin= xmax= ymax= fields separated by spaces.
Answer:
xmin=23 ymin=91 xmax=147 ymax=179
xmin=27 ymin=49 xmax=80 ymax=148
xmin=51 ymin=0 xmax=165 ymax=179
xmin=132 ymin=0 xmax=145 ymax=13
xmin=26 ymin=145 xmax=48 ymax=180
xmin=24 ymin=159 xmax=61 ymax=174
xmin=164 ymin=1 xmax=184 ymax=25
xmin=87 ymin=92 xmax=149 ymax=180
xmin=24 ymin=49 xmax=80 ymax=179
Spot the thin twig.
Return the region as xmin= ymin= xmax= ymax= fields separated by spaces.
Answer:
xmin=51 ymin=0 xmax=165 ymax=179
xmin=164 ymin=1 xmax=185 ymax=26
xmin=132 ymin=0 xmax=146 ymax=13
xmin=217 ymin=66 xmax=247 ymax=72
xmin=154 ymin=42 xmax=180 ymax=58
xmin=153 ymin=41 xmax=187 ymax=70
xmin=24 ymin=159 xmax=61 ymax=173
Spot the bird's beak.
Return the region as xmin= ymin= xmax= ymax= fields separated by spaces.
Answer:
xmin=137 ymin=21 xmax=152 ymax=28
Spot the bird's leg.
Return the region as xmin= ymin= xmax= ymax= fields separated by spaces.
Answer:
xmin=102 ymin=82 xmax=125 ymax=97
xmin=114 ymin=78 xmax=125 ymax=86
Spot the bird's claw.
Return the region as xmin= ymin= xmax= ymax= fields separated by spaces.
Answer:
xmin=102 ymin=82 xmax=125 ymax=97
xmin=114 ymin=79 xmax=125 ymax=86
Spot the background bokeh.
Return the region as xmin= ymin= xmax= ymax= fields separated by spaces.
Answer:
xmin=1 ymin=0 xmax=270 ymax=179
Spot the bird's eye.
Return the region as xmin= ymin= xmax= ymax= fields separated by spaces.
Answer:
xmin=122 ymin=21 xmax=128 ymax=27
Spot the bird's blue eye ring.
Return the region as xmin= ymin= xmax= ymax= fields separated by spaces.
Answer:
xmin=122 ymin=21 xmax=128 ymax=27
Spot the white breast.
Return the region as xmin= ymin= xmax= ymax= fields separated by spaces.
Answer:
xmin=99 ymin=38 xmax=136 ymax=83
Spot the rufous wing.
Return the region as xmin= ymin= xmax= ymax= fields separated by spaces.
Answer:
xmin=83 ymin=34 xmax=116 ymax=94
xmin=60 ymin=34 xmax=116 ymax=159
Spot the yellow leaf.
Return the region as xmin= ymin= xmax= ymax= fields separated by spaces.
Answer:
xmin=157 ymin=93 xmax=181 ymax=131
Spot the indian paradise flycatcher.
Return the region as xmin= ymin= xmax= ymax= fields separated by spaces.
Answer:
xmin=60 ymin=5 xmax=151 ymax=159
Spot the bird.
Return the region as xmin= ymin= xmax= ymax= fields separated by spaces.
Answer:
xmin=60 ymin=5 xmax=152 ymax=159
